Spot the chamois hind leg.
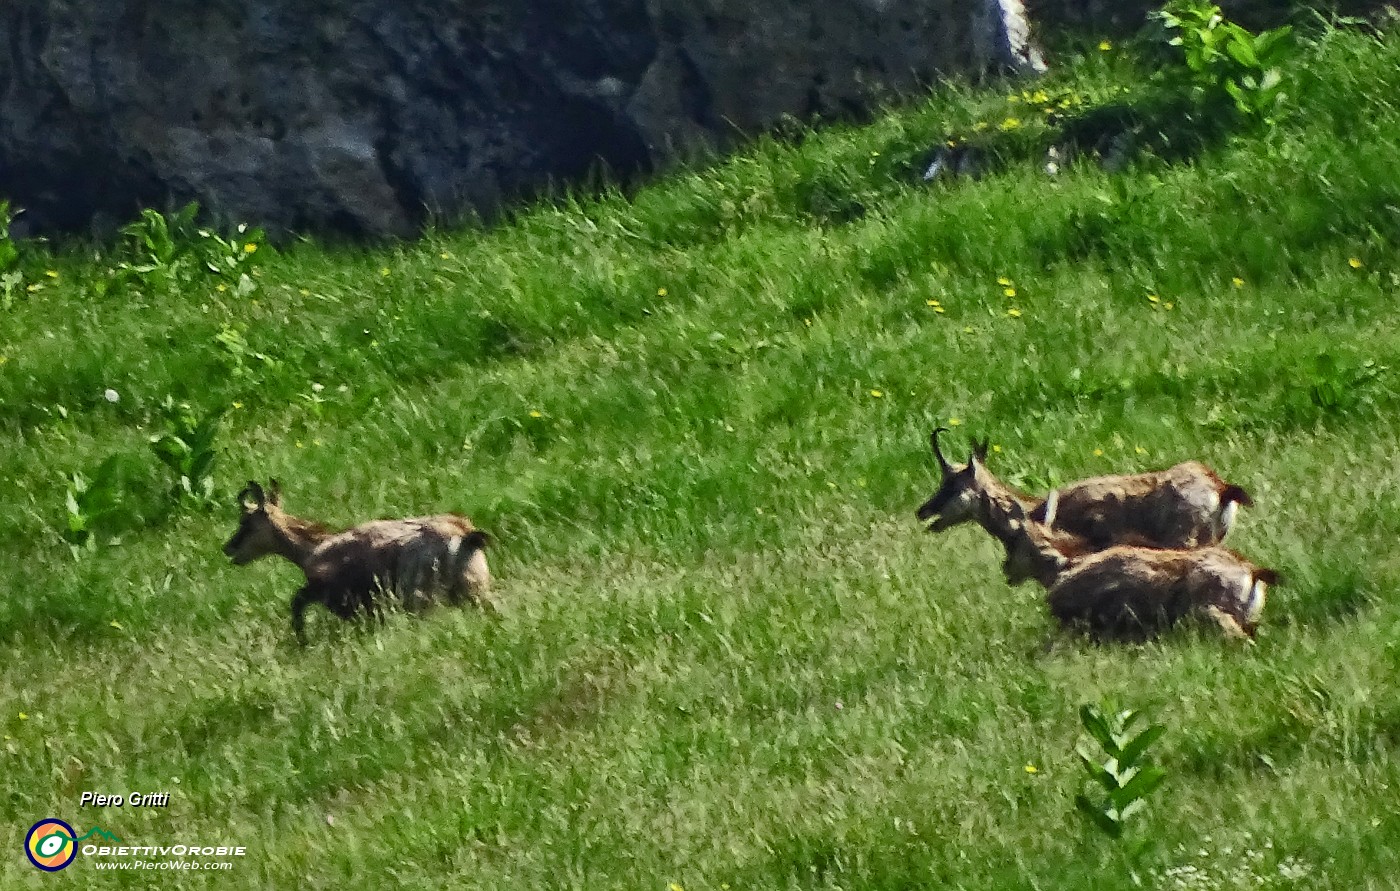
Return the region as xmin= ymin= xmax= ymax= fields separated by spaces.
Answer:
xmin=1203 ymin=604 xmax=1254 ymax=640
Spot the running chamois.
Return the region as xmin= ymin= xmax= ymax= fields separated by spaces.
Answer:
xmin=223 ymin=480 xmax=492 ymax=644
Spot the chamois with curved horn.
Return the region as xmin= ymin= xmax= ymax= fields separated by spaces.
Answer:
xmin=916 ymin=427 xmax=1252 ymax=553
xmin=223 ymin=480 xmax=493 ymax=644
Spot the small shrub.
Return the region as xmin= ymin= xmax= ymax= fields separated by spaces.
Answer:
xmin=62 ymin=456 xmax=127 ymax=556
xmin=150 ymin=397 xmax=224 ymax=507
xmin=100 ymin=203 xmax=266 ymax=297
xmin=1154 ymin=0 xmax=1297 ymax=128
xmin=1074 ymin=703 xmax=1168 ymax=841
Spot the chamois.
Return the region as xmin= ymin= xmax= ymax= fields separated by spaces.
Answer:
xmin=980 ymin=492 xmax=1276 ymax=640
xmin=223 ymin=480 xmax=492 ymax=644
xmin=916 ymin=427 xmax=1252 ymax=551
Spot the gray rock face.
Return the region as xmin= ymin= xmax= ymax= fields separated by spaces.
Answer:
xmin=0 ymin=0 xmax=1043 ymax=236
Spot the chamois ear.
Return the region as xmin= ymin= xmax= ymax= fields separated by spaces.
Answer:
xmin=238 ymin=481 xmax=265 ymax=512
xmin=968 ymin=437 xmax=991 ymax=465
xmin=267 ymin=479 xmax=282 ymax=506
xmin=463 ymin=530 xmax=491 ymax=551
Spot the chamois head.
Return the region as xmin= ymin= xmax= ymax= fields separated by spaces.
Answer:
xmin=223 ymin=479 xmax=286 ymax=565
xmin=916 ymin=427 xmax=993 ymax=533
xmin=978 ymin=490 xmax=1074 ymax=587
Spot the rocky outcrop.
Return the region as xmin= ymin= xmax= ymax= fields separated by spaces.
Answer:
xmin=1027 ymin=0 xmax=1394 ymax=31
xmin=0 ymin=0 xmax=1044 ymax=236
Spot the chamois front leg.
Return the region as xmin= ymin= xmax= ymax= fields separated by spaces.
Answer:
xmin=290 ymin=585 xmax=320 ymax=646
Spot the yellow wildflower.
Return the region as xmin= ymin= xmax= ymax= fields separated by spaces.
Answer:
xmin=1024 ymin=763 xmax=1038 ymax=774
xmin=231 ymin=401 xmax=243 ymax=410
xmin=1147 ymin=294 xmax=1160 ymax=303
xmin=109 ymin=620 xmax=123 ymax=630
xmin=380 ymin=267 xmax=391 ymax=276
xmin=1007 ymin=308 xmax=1022 ymax=318
xmin=996 ymin=276 xmax=1012 ymax=286
xmin=529 ymin=410 xmax=543 ymax=418
xmin=1099 ymin=40 xmax=1112 ymax=51
xmin=45 ymin=270 xmax=59 ymax=279
xmin=1349 ymin=257 xmax=1364 ymax=269
xmin=1093 ymin=448 xmax=1104 ymax=457
xmin=657 ymin=287 xmax=668 ymax=297
xmin=1232 ymin=277 xmax=1245 ymax=288
xmin=243 ymin=243 xmax=258 ymax=254
xmin=948 ymin=417 xmax=962 ymax=427
xmin=1135 ymin=446 xmax=1147 ymax=454
xmin=999 ymin=117 xmax=1021 ymax=131
xmin=18 ymin=713 xmax=28 ymax=720
xmin=870 ymin=389 xmax=884 ymax=398
xmin=440 ymin=252 xmax=452 ymax=260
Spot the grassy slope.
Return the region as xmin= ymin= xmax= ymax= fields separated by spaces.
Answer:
xmin=3 ymin=25 xmax=1400 ymax=890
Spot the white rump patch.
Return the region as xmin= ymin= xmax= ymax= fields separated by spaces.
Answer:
xmin=447 ymin=536 xmax=462 ymax=558
xmin=1220 ymin=501 xmax=1239 ymax=534
xmin=1042 ymin=490 xmax=1059 ymax=528
xmin=1245 ymin=578 xmax=1268 ymax=623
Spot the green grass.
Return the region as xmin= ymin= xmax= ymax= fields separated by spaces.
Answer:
xmin=4 ymin=24 xmax=1400 ymax=889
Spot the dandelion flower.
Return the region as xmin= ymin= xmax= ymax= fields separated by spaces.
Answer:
xmin=216 ymin=283 xmax=227 ymax=292
xmin=380 ymin=267 xmax=391 ymax=277
xmin=1093 ymin=448 xmax=1104 ymax=457
xmin=103 ymin=388 xmax=120 ymax=403
xmin=440 ymin=252 xmax=452 ymax=260
xmin=529 ymin=410 xmax=543 ymax=418
xmin=1006 ymin=308 xmax=1022 ymax=318
xmin=870 ymin=389 xmax=884 ymax=398
xmin=1099 ymin=40 xmax=1112 ymax=51
xmin=1024 ymin=763 xmax=1038 ymax=774
xmin=1349 ymin=257 xmax=1364 ymax=269
xmin=45 ymin=269 xmax=59 ymax=279
xmin=997 ymin=276 xmax=1012 ymax=287
xmin=1147 ymin=294 xmax=1160 ymax=304
xmin=657 ymin=287 xmax=668 ymax=297
xmin=670 ymin=884 xmax=684 ymax=891
xmin=948 ymin=417 xmax=962 ymax=427
xmin=1135 ymin=445 xmax=1147 ymax=455
xmin=1232 ymin=277 xmax=1245 ymax=288
xmin=1004 ymin=287 xmax=1017 ymax=298
xmin=232 ymin=401 xmax=244 ymax=410
xmin=999 ymin=117 xmax=1021 ymax=131
xmin=243 ymin=242 xmax=258 ymax=254
xmin=18 ymin=713 xmax=27 ymax=720
xmin=1165 ymin=302 xmax=1175 ymax=310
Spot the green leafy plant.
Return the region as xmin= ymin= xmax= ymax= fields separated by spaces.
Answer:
xmin=150 ymin=397 xmax=224 ymax=507
xmin=102 ymin=203 xmax=266 ymax=296
xmin=1155 ymin=0 xmax=1296 ymax=127
xmin=1074 ymin=703 xmax=1168 ymax=840
xmin=0 ymin=200 xmax=24 ymax=311
xmin=62 ymin=456 xmax=127 ymax=556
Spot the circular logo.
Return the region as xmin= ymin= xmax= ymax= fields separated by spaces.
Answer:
xmin=25 ymin=819 xmax=78 ymax=871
